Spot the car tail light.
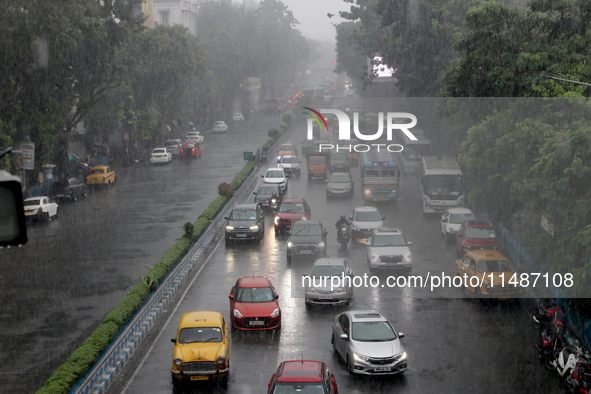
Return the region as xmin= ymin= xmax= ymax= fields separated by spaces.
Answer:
xmin=38 ymin=207 xmax=43 ymax=212
xmin=66 ymin=186 xmax=72 ymax=190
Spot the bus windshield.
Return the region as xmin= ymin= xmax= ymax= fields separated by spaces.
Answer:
xmin=424 ymin=175 xmax=463 ymax=196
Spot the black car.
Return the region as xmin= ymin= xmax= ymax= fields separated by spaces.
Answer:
xmin=224 ymin=203 xmax=265 ymax=245
xmin=302 ymin=139 xmax=315 ymax=158
xmin=253 ymin=184 xmax=283 ymax=210
xmin=286 ymin=220 xmax=328 ymax=263
xmin=329 ymin=152 xmax=349 ymax=173
xmin=48 ymin=177 xmax=87 ymax=202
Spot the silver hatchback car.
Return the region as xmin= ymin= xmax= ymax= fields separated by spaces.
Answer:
xmin=332 ymin=310 xmax=407 ymax=375
xmin=304 ymin=258 xmax=353 ymax=306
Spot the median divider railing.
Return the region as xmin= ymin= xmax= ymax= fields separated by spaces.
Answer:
xmin=63 ymin=121 xmax=294 ymax=394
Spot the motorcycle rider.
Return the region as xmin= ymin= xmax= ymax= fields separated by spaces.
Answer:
xmin=335 ymin=215 xmax=351 ymax=241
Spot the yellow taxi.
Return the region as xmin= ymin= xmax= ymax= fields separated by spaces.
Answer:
xmin=171 ymin=311 xmax=230 ymax=390
xmin=276 ymin=143 xmax=298 ymax=163
xmin=454 ymin=250 xmax=523 ymax=299
xmin=86 ymin=165 xmax=116 ymax=186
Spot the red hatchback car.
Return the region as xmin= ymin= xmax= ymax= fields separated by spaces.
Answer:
xmin=229 ymin=276 xmax=281 ymax=331
xmin=267 ymin=360 xmax=338 ymax=394
xmin=274 ymin=197 xmax=312 ymax=235
xmin=455 ymin=220 xmax=500 ymax=258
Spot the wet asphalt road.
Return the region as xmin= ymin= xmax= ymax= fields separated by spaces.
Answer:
xmin=104 ymin=117 xmax=561 ymax=393
xmin=0 ymin=115 xmax=284 ymax=393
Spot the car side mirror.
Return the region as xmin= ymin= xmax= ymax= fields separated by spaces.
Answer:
xmin=253 ymin=192 xmax=257 ymax=195
xmin=275 ymin=294 xmax=279 ymax=299
xmin=441 ymin=216 xmax=447 ymax=222
xmin=228 ymin=294 xmax=234 ymax=299
xmin=340 ymin=333 xmax=349 ymax=341
xmin=171 ymin=338 xmax=177 ymax=343
xmin=407 ymin=241 xmax=413 ymax=246
xmin=224 ymin=217 xmax=229 ymax=220
xmin=381 ymin=217 xmax=386 ymax=220
xmin=398 ymin=332 xmax=405 ymax=338
xmin=261 ymin=175 xmax=264 ymax=178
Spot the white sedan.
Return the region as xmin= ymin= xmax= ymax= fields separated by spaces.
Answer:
xmin=232 ymin=113 xmax=245 ymax=122
xmin=23 ymin=196 xmax=58 ymax=222
xmin=262 ymin=168 xmax=287 ymax=191
xmin=213 ymin=121 xmax=229 ymax=132
xmin=150 ymin=148 xmax=172 ymax=165
xmin=184 ymin=131 xmax=204 ymax=145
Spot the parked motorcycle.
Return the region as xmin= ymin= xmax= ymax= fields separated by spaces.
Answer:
xmin=337 ymin=223 xmax=350 ymax=249
xmin=553 ymin=344 xmax=590 ymax=380
xmin=565 ymin=361 xmax=591 ymax=394
xmin=535 ymin=320 xmax=565 ymax=371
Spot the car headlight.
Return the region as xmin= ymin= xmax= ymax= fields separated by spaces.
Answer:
xmin=306 ymin=287 xmax=316 ymax=293
xmin=274 ymin=216 xmax=280 ymax=225
xmin=174 ymin=358 xmax=182 ymax=367
xmin=364 ymin=189 xmax=371 ymax=195
xmin=301 ymin=217 xmax=307 ymax=221
xmin=270 ymin=308 xmax=280 ymax=318
xmin=353 ymin=352 xmax=370 ymax=362
xmin=287 ymin=241 xmax=294 ymax=248
xmin=250 ymin=225 xmax=259 ymax=231
xmin=337 ymin=287 xmax=348 ymax=292
xmin=371 ymin=253 xmax=379 ymax=262
xmin=217 ymin=356 xmax=226 ymax=366
xmin=233 ymin=309 xmax=243 ymax=319
xmin=317 ymin=241 xmax=325 ymax=248
xmin=226 ymin=225 xmax=234 ymax=231
xmin=404 ymin=253 xmax=411 ymax=262
xmin=449 ymin=228 xmax=456 ymax=234
xmin=399 ymin=351 xmax=407 ymax=361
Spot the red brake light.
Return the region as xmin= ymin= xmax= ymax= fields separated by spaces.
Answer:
xmin=38 ymin=207 xmax=43 ymax=212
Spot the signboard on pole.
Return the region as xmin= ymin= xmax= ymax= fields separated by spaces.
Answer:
xmin=20 ymin=143 xmax=35 ymax=170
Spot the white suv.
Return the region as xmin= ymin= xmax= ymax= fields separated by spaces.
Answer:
xmin=366 ymin=228 xmax=412 ymax=273
xmin=349 ymin=206 xmax=385 ymax=243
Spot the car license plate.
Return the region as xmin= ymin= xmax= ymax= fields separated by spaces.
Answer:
xmin=374 ymin=367 xmax=391 ymax=372
xmin=378 ymin=196 xmax=384 ymax=200
xmin=363 ymin=231 xmax=372 ymax=235
xmin=249 ymin=320 xmax=265 ymax=326
xmin=190 ymin=376 xmax=208 ymax=381
xmin=299 ymin=250 xmax=312 ymax=254
xmin=236 ymin=234 xmax=247 ymax=237
xmin=25 ymin=210 xmax=33 ymax=214
xmin=319 ymin=296 xmax=332 ymax=300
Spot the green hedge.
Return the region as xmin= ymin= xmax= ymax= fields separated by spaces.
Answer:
xmin=35 ymin=158 xmax=259 ymax=394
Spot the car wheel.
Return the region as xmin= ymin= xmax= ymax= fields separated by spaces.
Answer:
xmin=172 ymin=378 xmax=182 ymax=394
xmin=225 ymin=237 xmax=231 ymax=247
xmin=346 ymin=356 xmax=354 ymax=375
xmin=286 ymin=254 xmax=291 ymax=264
xmin=332 ymin=335 xmax=340 ymax=359
xmin=274 ymin=227 xmax=280 ymax=237
xmin=53 ymin=208 xmax=58 ymax=220
xmin=219 ymin=370 xmax=229 ymax=390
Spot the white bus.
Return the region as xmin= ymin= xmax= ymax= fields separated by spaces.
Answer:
xmin=420 ymin=156 xmax=464 ymax=213
xmin=399 ymin=130 xmax=432 ymax=173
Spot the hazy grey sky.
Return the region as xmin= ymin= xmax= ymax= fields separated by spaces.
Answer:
xmin=281 ymin=0 xmax=349 ymax=42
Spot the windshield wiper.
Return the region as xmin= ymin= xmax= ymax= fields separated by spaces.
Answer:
xmin=203 ymin=337 xmax=221 ymax=342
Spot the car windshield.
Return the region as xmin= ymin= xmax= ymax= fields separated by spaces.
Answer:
xmin=372 ymin=234 xmax=406 ymax=247
xmin=235 ymin=287 xmax=275 ymax=303
xmin=281 ymin=157 xmax=299 ymax=164
xmin=310 ymin=265 xmax=344 ymax=278
xmin=271 ymin=382 xmax=326 ymax=394
xmin=24 ymin=200 xmax=41 ymax=206
xmin=449 ymin=213 xmax=475 ymax=224
xmin=352 ymin=321 xmax=397 ymax=342
xmin=309 ymin=157 xmax=325 ymax=165
xmin=257 ymin=187 xmax=278 ymax=195
xmin=329 ymin=174 xmax=350 ymax=183
xmin=477 ymin=260 xmax=512 ymax=273
xmin=331 ymin=153 xmax=347 ymax=160
xmin=281 ymin=145 xmax=294 ymax=151
xmin=166 ymin=140 xmax=179 ymax=145
xmin=279 ymin=203 xmax=305 ymax=213
xmin=152 ymin=149 xmax=165 ymax=154
xmin=178 ymin=327 xmax=222 ymax=343
xmin=90 ymin=169 xmax=104 ymax=174
xmin=291 ymin=225 xmax=322 ymax=236
xmin=230 ymin=210 xmax=257 ymax=220
xmin=354 ymin=211 xmax=381 ymax=221
xmin=266 ymin=170 xmax=284 ymax=178
xmin=465 ymin=227 xmax=496 ymax=239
